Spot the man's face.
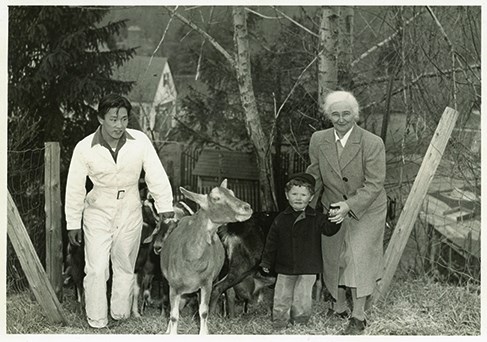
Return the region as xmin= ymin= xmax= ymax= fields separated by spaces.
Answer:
xmin=329 ymin=101 xmax=355 ymax=136
xmin=98 ymin=107 xmax=129 ymax=141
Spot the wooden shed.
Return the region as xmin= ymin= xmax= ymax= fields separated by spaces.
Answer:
xmin=192 ymin=149 xmax=260 ymax=210
xmin=385 ymin=152 xmax=480 ymax=281
xmin=420 ymin=181 xmax=480 ymax=262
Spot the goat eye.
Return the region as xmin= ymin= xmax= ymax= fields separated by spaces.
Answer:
xmin=212 ymin=196 xmax=221 ymax=202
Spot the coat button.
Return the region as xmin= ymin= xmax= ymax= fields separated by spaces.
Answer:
xmin=342 ymin=177 xmax=348 ymax=182
xmin=343 ymin=195 xmax=348 ymax=200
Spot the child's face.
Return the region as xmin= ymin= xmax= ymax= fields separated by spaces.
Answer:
xmin=285 ymin=185 xmax=313 ymax=211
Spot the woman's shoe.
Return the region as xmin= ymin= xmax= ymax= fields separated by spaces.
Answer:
xmin=341 ymin=317 xmax=366 ymax=335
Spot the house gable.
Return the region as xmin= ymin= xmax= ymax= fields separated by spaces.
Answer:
xmin=113 ymin=55 xmax=167 ymax=103
xmin=113 ymin=55 xmax=177 ymax=136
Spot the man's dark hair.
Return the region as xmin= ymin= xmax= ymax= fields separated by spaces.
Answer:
xmin=97 ymin=94 xmax=132 ymax=119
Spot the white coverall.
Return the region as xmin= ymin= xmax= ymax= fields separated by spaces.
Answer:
xmin=65 ymin=127 xmax=173 ymax=328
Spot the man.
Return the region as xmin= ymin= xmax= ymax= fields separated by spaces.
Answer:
xmin=65 ymin=94 xmax=174 ymax=328
xmin=306 ymin=91 xmax=387 ymax=335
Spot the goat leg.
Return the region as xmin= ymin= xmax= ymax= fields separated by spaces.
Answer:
xmin=199 ymin=283 xmax=212 ymax=335
xmin=131 ymin=274 xmax=141 ymax=318
xmin=166 ymin=288 xmax=180 ymax=335
xmin=209 ymin=268 xmax=256 ymax=315
xmin=225 ymin=287 xmax=236 ymax=318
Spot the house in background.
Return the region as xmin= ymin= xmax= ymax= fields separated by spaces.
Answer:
xmin=113 ymin=55 xmax=177 ymax=141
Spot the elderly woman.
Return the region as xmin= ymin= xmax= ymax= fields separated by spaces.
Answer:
xmin=306 ymin=91 xmax=387 ymax=334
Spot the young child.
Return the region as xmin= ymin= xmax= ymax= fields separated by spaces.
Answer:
xmin=260 ymin=172 xmax=341 ymax=330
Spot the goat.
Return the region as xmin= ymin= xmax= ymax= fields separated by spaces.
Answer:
xmin=131 ymin=222 xmax=164 ymax=317
xmin=139 ymin=199 xmax=195 ymax=317
xmin=158 ymin=179 xmax=252 ymax=334
xmin=209 ymin=211 xmax=279 ymax=317
xmin=65 ymin=242 xmax=85 ymax=312
xmin=220 ymin=268 xmax=277 ymax=317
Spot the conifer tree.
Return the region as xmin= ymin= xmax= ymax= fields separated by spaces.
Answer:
xmin=8 ymin=6 xmax=136 ymax=145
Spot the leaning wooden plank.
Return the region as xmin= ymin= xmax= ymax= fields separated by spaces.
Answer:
xmin=7 ymin=191 xmax=67 ymax=324
xmin=371 ymin=107 xmax=459 ymax=304
xmin=45 ymin=142 xmax=64 ymax=301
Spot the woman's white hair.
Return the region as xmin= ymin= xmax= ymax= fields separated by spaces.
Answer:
xmin=324 ymin=91 xmax=360 ymax=120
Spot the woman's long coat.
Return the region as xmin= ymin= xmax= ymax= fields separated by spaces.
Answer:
xmin=306 ymin=125 xmax=387 ymax=299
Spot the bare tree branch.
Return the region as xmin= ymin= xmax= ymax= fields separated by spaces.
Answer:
xmin=353 ymin=64 xmax=480 ymax=88
xmin=426 ymin=6 xmax=457 ymax=109
xmin=163 ymin=6 xmax=236 ymax=66
xmin=138 ymin=6 xmax=178 ymax=83
xmin=351 ymin=10 xmax=423 ymax=68
xmin=362 ymin=63 xmax=480 ymax=111
xmin=149 ymin=6 xmax=177 ymax=61
xmin=271 ymin=6 xmax=319 ymax=38
xmin=275 ymin=55 xmax=319 ymax=119
xmin=284 ymin=120 xmax=307 ymax=163
xmin=245 ymin=7 xmax=281 ymax=20
xmin=195 ymin=7 xmax=215 ymax=80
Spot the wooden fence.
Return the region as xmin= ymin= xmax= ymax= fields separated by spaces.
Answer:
xmin=7 ymin=142 xmax=67 ymax=324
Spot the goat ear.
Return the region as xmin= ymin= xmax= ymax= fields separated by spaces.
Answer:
xmin=220 ymin=179 xmax=228 ymax=188
xmin=180 ymin=187 xmax=207 ymax=208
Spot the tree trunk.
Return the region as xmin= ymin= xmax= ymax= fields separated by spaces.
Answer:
xmin=233 ymin=7 xmax=277 ymax=211
xmin=381 ymin=8 xmax=403 ymax=144
xmin=318 ymin=6 xmax=339 ymax=116
xmin=337 ymin=6 xmax=354 ymax=89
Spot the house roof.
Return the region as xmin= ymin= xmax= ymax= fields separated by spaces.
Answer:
xmin=192 ymin=149 xmax=259 ymax=180
xmin=113 ymin=55 xmax=167 ymax=103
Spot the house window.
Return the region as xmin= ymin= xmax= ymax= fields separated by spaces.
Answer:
xmin=163 ymin=73 xmax=169 ymax=87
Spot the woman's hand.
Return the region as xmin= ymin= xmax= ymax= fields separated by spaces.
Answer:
xmin=329 ymin=201 xmax=350 ymax=224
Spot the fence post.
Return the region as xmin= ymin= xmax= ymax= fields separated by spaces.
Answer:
xmin=44 ymin=142 xmax=63 ymax=301
xmin=370 ymin=107 xmax=459 ymax=305
xmin=7 ymin=191 xmax=67 ymax=324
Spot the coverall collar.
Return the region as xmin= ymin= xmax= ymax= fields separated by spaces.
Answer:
xmin=91 ymin=126 xmax=135 ymax=162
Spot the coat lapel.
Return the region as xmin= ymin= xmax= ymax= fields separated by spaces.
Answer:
xmin=320 ymin=129 xmax=342 ymax=176
xmin=340 ymin=125 xmax=363 ymax=169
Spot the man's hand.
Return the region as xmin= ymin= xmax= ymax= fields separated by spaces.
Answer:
xmin=68 ymin=229 xmax=83 ymax=246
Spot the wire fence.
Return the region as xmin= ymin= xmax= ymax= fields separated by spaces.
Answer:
xmin=7 ymin=147 xmax=47 ymax=295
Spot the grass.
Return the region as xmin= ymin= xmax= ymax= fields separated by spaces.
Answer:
xmin=6 ymin=274 xmax=480 ymax=335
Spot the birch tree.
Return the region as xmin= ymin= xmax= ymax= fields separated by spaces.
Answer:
xmin=233 ymin=7 xmax=277 ymax=210
xmin=317 ymin=6 xmax=338 ymax=116
xmin=167 ymin=6 xmax=277 ymax=210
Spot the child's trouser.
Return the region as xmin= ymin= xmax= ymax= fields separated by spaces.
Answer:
xmin=272 ymin=274 xmax=316 ymax=328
